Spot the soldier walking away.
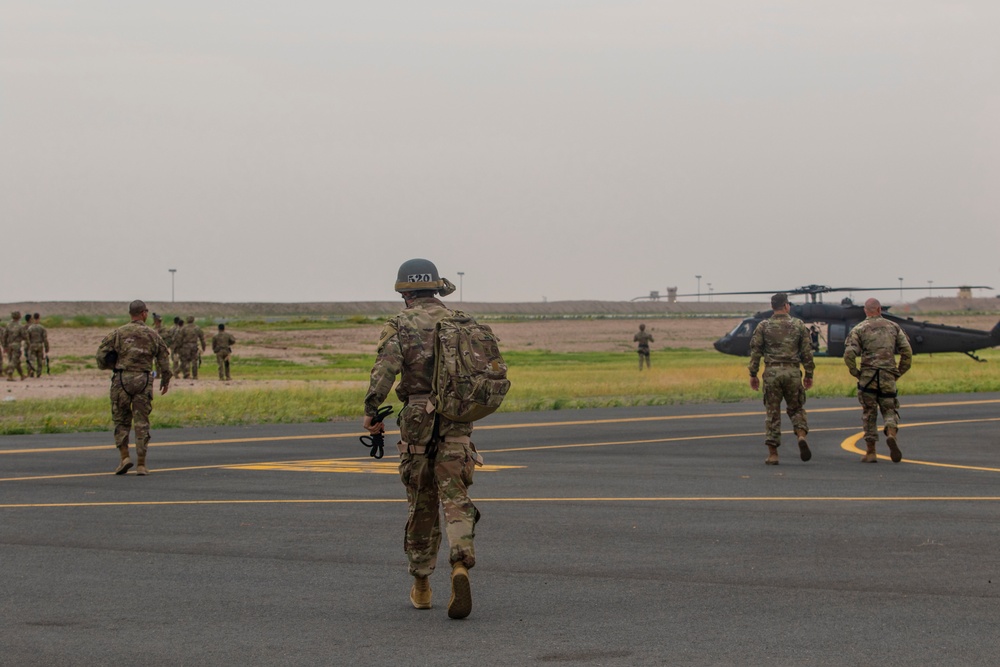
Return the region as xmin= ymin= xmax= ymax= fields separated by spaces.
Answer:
xmin=634 ymin=323 xmax=654 ymax=370
xmin=362 ymin=258 xmax=481 ymax=620
xmin=212 ymin=323 xmax=236 ymax=380
xmin=747 ymin=293 xmax=815 ymax=465
xmin=843 ymin=298 xmax=913 ymax=463
xmin=96 ymin=300 xmax=171 ymax=476
xmin=152 ymin=312 xmax=164 ymax=335
xmin=26 ymin=313 xmax=49 ymax=378
xmin=4 ymin=311 xmax=28 ymax=381
xmin=175 ymin=316 xmax=204 ymax=379
xmin=0 ymin=317 xmax=6 ymax=375
xmin=166 ymin=317 xmax=183 ymax=376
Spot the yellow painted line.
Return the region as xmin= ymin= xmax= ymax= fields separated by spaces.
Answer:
xmin=3 ymin=397 xmax=996 ymax=456
xmin=840 ymin=417 xmax=1000 ymax=471
xmin=4 ymin=496 xmax=1000 ymax=510
xmin=226 ymin=460 xmax=521 ymax=474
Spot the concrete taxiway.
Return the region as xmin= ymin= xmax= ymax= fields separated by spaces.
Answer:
xmin=2 ymin=393 xmax=999 ymax=665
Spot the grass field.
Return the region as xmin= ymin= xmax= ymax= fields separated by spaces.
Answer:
xmin=2 ymin=347 xmax=997 ymax=435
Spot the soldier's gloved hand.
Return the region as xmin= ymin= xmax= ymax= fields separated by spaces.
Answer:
xmin=803 ymin=377 xmax=813 ymax=390
xmin=160 ymin=383 xmax=170 ymax=395
xmin=749 ymin=376 xmax=760 ymax=391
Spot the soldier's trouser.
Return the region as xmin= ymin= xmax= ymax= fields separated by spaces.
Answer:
xmin=638 ymin=350 xmax=650 ymax=370
xmin=171 ymin=351 xmax=182 ymax=376
xmin=762 ymin=366 xmax=808 ymax=446
xmin=856 ymin=368 xmax=900 ymax=441
xmin=5 ymin=346 xmax=24 ymax=379
xmin=29 ymin=346 xmax=45 ymax=377
xmin=110 ymin=371 xmax=155 ymax=459
xmin=398 ymin=439 xmax=478 ymax=578
xmin=216 ymin=352 xmax=231 ymax=379
xmin=178 ymin=349 xmax=198 ymax=378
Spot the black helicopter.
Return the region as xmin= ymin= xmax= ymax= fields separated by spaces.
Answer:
xmin=689 ymin=285 xmax=999 ymax=361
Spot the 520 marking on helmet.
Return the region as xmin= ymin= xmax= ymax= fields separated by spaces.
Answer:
xmin=395 ymin=258 xmax=456 ymax=297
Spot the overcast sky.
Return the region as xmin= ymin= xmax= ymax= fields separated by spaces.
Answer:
xmin=2 ymin=1 xmax=997 ymax=304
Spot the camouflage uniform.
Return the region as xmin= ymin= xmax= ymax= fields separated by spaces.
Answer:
xmin=844 ymin=315 xmax=912 ymax=445
xmin=4 ymin=312 xmax=27 ymax=381
xmin=163 ymin=321 xmax=182 ymax=375
xmin=634 ymin=326 xmax=653 ymax=370
xmin=176 ymin=317 xmax=206 ymax=379
xmin=364 ymin=296 xmax=479 ymax=578
xmin=96 ymin=321 xmax=172 ymax=466
xmin=26 ymin=320 xmax=49 ymax=378
xmin=211 ymin=329 xmax=236 ymax=380
xmin=748 ymin=312 xmax=814 ymax=447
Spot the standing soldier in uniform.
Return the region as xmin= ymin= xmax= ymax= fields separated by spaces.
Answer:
xmin=747 ymin=293 xmax=815 ymax=465
xmin=634 ymin=323 xmax=654 ymax=371
xmin=362 ymin=258 xmax=480 ymax=620
xmin=844 ymin=298 xmax=912 ymax=463
xmin=96 ymin=300 xmax=171 ymax=475
xmin=178 ymin=316 xmax=206 ymax=379
xmin=0 ymin=317 xmax=6 ymax=375
xmin=5 ymin=311 xmax=28 ymax=381
xmin=26 ymin=312 xmax=49 ymax=378
xmin=166 ymin=317 xmax=183 ymax=376
xmin=211 ymin=323 xmax=236 ymax=381
xmin=152 ymin=312 xmax=164 ymax=335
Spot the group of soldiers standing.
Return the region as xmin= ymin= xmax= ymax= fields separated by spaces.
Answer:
xmin=152 ymin=314 xmax=236 ymax=381
xmin=1 ymin=310 xmax=50 ymax=381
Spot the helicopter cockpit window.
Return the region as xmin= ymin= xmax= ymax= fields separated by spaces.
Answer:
xmin=732 ymin=321 xmax=756 ymax=336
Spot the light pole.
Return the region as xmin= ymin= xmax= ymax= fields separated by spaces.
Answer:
xmin=707 ymin=283 xmax=713 ymax=302
xmin=169 ymin=269 xmax=177 ymax=302
xmin=898 ymin=277 xmax=903 ymax=301
xmin=457 ymin=271 xmax=465 ymax=302
xmin=695 ymin=275 xmax=702 ymax=302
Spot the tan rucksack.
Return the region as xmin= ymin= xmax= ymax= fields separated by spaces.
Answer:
xmin=432 ymin=314 xmax=510 ymax=422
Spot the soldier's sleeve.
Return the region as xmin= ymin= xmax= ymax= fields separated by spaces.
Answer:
xmin=95 ymin=331 xmax=117 ymax=369
xmin=896 ymin=326 xmax=913 ymax=376
xmin=797 ymin=322 xmax=815 ymax=378
xmin=747 ymin=321 xmax=765 ymax=376
xmin=363 ymin=322 xmax=402 ymax=417
xmin=843 ymin=326 xmax=861 ymax=377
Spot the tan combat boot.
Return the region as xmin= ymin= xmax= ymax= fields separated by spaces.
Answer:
xmin=115 ymin=446 xmax=133 ymax=475
xmin=765 ymin=444 xmax=779 ymax=465
xmin=136 ymin=455 xmax=149 ymax=476
xmin=860 ymin=440 xmax=878 ymax=463
xmin=410 ymin=576 xmax=432 ymax=610
xmin=448 ymin=562 xmax=472 ymax=619
xmin=885 ymin=427 xmax=902 ymax=463
xmin=795 ymin=429 xmax=811 ymax=462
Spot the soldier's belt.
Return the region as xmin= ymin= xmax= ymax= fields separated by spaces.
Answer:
xmin=397 ymin=435 xmax=479 ymax=459
xmin=765 ymin=362 xmax=799 ymax=367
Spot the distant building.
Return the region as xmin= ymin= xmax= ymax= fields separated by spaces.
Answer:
xmin=958 ymin=286 xmax=973 ymax=299
xmin=666 ymin=287 xmax=678 ymax=303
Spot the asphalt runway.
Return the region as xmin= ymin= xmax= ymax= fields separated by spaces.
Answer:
xmin=2 ymin=392 xmax=999 ymax=666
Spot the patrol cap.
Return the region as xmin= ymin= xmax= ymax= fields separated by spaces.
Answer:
xmin=394 ymin=258 xmax=456 ymax=296
xmin=129 ymin=300 xmax=148 ymax=315
xmin=186 ymin=316 xmax=195 ymax=323
xmin=11 ymin=311 xmax=21 ymax=319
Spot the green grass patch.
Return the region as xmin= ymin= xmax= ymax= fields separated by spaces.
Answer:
xmin=2 ymin=348 xmax=997 ymax=434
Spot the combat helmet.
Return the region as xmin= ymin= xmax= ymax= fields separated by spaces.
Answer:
xmin=394 ymin=258 xmax=456 ymax=297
